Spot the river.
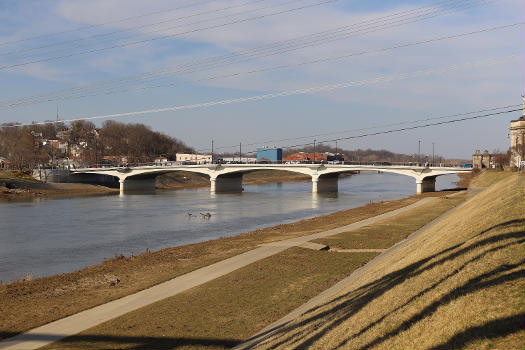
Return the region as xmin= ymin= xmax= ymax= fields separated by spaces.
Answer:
xmin=0 ymin=172 xmax=458 ymax=282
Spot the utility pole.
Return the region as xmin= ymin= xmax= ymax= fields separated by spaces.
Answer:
xmin=418 ymin=140 xmax=421 ymax=164
xmin=313 ymin=139 xmax=316 ymax=163
xmin=335 ymin=140 xmax=338 ymax=155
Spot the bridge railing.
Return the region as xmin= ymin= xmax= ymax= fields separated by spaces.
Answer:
xmin=75 ymin=160 xmax=469 ymax=170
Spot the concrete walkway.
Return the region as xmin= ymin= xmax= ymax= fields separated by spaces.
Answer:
xmin=235 ymin=189 xmax=481 ymax=350
xmin=329 ymin=248 xmax=386 ymax=253
xmin=0 ymin=197 xmax=437 ymax=350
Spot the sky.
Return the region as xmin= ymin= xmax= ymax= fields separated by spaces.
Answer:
xmin=0 ymin=0 xmax=523 ymax=158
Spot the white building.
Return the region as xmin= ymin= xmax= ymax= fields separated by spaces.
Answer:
xmin=176 ymin=153 xmax=212 ymax=164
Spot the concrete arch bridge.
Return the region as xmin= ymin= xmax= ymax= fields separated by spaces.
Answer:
xmin=71 ymin=163 xmax=470 ymax=194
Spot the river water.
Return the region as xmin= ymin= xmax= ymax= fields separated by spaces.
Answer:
xmin=0 ymin=173 xmax=458 ymax=282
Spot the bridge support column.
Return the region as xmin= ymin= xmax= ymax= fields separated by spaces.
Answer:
xmin=312 ymin=174 xmax=338 ymax=193
xmin=416 ymin=176 xmax=436 ymax=194
xmin=119 ymin=177 xmax=156 ymax=192
xmin=210 ymin=173 xmax=243 ymax=192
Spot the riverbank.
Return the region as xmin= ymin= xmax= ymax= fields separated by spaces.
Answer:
xmin=0 ymin=171 xmax=117 ymax=200
xmin=0 ymin=186 xmax=462 ymax=341
xmin=1 ymin=170 xmax=314 ymax=198
xmin=26 ymin=170 xmax=520 ymax=350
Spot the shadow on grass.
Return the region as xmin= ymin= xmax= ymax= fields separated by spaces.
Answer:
xmin=0 ymin=332 xmax=241 ymax=350
xmin=241 ymin=219 xmax=525 ymax=350
xmin=429 ymin=312 xmax=525 ymax=350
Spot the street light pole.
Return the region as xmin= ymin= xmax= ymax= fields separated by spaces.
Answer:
xmin=239 ymin=142 xmax=242 ymax=162
xmin=211 ymin=140 xmax=214 ymax=163
xmin=432 ymin=142 xmax=435 ymax=164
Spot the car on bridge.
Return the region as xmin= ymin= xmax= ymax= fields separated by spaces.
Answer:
xmin=373 ymin=161 xmax=392 ymax=166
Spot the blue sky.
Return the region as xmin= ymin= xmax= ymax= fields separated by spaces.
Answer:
xmin=0 ymin=0 xmax=523 ymax=158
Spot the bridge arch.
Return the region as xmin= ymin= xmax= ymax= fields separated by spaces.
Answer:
xmin=70 ymin=163 xmax=469 ymax=194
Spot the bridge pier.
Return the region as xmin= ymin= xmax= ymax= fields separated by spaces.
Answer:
xmin=312 ymin=174 xmax=339 ymax=193
xmin=210 ymin=173 xmax=243 ymax=192
xmin=416 ymin=176 xmax=436 ymax=194
xmin=119 ymin=177 xmax=156 ymax=192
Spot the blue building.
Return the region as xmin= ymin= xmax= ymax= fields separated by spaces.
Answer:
xmin=256 ymin=148 xmax=282 ymax=163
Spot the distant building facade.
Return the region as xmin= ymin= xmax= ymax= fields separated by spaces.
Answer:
xmin=509 ymin=97 xmax=525 ymax=167
xmin=472 ymin=150 xmax=493 ymax=169
xmin=256 ymin=148 xmax=282 ymax=163
xmin=154 ymin=156 xmax=168 ymax=164
xmin=176 ymin=153 xmax=212 ymax=164
xmin=0 ymin=157 xmax=8 ymax=169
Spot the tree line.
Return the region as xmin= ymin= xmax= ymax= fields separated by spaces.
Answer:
xmin=0 ymin=120 xmax=194 ymax=170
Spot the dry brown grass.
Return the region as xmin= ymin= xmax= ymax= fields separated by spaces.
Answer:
xmin=455 ymin=168 xmax=481 ymax=188
xmin=0 ymin=191 xmax=446 ymax=340
xmin=254 ymin=173 xmax=524 ymax=350
xmin=42 ymin=248 xmax=378 ymax=350
xmin=314 ymin=194 xmax=467 ymax=249
xmin=469 ymin=169 xmax=514 ymax=187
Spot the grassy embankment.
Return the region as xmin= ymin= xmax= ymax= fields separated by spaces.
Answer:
xmin=19 ymin=188 xmax=474 ymax=348
xmin=251 ymin=171 xmax=524 ymax=350
xmin=1 ymin=185 xmax=460 ymax=342
xmin=40 ymin=191 xmax=469 ymax=350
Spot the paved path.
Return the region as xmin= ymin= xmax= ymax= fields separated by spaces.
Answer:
xmin=330 ymin=248 xmax=386 ymax=253
xmin=0 ymin=197 xmax=436 ymax=350
xmin=234 ymin=189 xmax=481 ymax=350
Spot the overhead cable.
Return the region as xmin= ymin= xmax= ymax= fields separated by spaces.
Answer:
xmin=239 ymin=107 xmax=522 ymax=155
xmin=0 ymin=0 xmax=336 ymax=70
xmin=0 ymin=0 xmax=286 ymax=57
xmin=1 ymin=53 xmax=520 ymax=127
xmin=0 ymin=1 xmax=504 ymax=109
xmin=0 ymin=0 xmax=224 ymax=47
xmin=195 ymin=104 xmax=522 ymax=152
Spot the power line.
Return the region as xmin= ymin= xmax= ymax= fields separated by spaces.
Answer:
xmin=196 ymin=104 xmax=522 ymax=152
xmin=1 ymin=53 xmax=520 ymax=128
xmin=2 ymin=0 xmax=470 ymax=106
xmin=0 ymin=0 xmax=335 ymax=70
xmin=63 ymin=17 xmax=518 ymax=108
xmin=0 ymin=0 xmax=492 ymax=71
xmin=5 ymin=20 xmax=520 ymax=109
xmin=0 ymin=0 xmax=289 ymax=57
xmin=0 ymin=0 xmax=489 ymax=104
xmin=0 ymin=0 xmax=224 ymax=47
xmin=240 ymin=107 xmax=523 ymax=155
xmin=0 ymin=0 xmax=500 ymax=109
